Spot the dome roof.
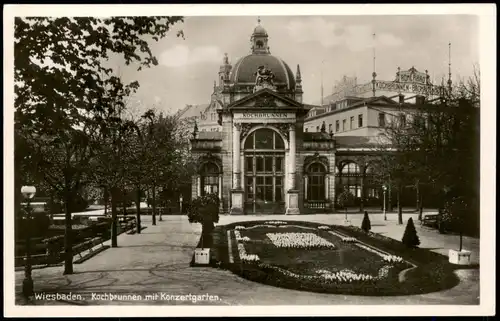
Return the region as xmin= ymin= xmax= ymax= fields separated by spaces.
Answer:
xmin=229 ymin=54 xmax=296 ymax=89
xmin=253 ymin=24 xmax=268 ymax=36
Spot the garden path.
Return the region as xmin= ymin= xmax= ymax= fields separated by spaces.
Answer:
xmin=13 ymin=214 xmax=479 ymax=307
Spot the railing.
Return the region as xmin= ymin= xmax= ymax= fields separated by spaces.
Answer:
xmin=305 ymin=200 xmax=331 ymax=210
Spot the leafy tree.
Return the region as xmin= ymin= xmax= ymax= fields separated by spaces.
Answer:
xmin=337 ymin=187 xmax=355 ymax=220
xmin=361 ymin=211 xmax=371 ymax=233
xmin=187 ymin=194 xmax=220 ymax=248
xmin=14 ymin=16 xmax=184 ymax=275
xmin=402 ymin=217 xmax=420 ymax=248
xmin=375 ymin=69 xmax=480 ymax=229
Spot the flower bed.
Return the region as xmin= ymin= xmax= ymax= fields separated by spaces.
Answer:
xmin=207 ymin=220 xmax=461 ymax=296
xmin=266 ymin=232 xmax=335 ymax=249
xmin=264 ymin=221 xmax=287 ymax=225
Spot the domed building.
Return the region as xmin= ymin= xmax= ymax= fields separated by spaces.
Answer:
xmin=186 ymin=19 xmax=447 ymax=215
xmin=189 ymin=20 xmax=334 ymax=215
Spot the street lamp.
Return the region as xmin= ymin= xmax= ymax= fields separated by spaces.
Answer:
xmin=21 ymin=185 xmax=36 ymax=298
xmin=382 ymin=185 xmax=387 ymax=221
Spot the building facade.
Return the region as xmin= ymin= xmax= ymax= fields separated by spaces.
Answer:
xmin=186 ymin=20 xmax=450 ymax=214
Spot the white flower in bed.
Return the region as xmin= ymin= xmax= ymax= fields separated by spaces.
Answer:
xmin=266 ymin=232 xmax=335 ymax=249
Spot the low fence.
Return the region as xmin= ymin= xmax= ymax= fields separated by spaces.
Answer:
xmin=15 ymin=216 xmax=137 ymax=267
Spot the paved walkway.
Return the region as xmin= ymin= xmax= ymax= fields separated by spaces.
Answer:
xmin=15 ymin=214 xmax=479 ymax=306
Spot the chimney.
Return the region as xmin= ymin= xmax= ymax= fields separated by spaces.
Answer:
xmin=415 ymin=95 xmax=426 ymax=105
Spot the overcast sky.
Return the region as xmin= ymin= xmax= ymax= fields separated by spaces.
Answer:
xmin=116 ymin=15 xmax=479 ymax=115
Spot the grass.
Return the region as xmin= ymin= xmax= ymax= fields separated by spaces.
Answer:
xmin=206 ymin=220 xmax=463 ymax=296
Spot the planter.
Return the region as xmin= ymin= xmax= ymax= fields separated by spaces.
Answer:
xmin=448 ymin=249 xmax=471 ymax=265
xmin=194 ymin=248 xmax=210 ymax=265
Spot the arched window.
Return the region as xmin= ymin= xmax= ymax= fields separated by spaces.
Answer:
xmin=307 ymin=163 xmax=326 ymax=201
xmin=337 ymin=161 xmax=361 ymax=198
xmin=200 ymin=162 xmax=219 ymax=196
xmin=244 ymin=128 xmax=286 ymax=213
xmin=244 ymin=128 xmax=285 ymax=150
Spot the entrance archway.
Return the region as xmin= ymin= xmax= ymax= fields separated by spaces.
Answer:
xmin=243 ymin=128 xmax=286 ymax=214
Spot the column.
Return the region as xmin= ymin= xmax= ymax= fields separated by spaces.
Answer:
xmin=218 ymin=174 xmax=223 ymax=212
xmin=288 ymin=124 xmax=296 ymax=190
xmin=230 ymin=123 xmax=244 ymax=214
xmin=304 ymin=176 xmax=308 ymax=200
xmin=286 ymin=124 xmax=300 ymax=214
xmin=197 ymin=176 xmax=201 ymax=197
xmin=324 ymin=174 xmax=329 ymax=201
xmin=233 ymin=123 xmax=241 ymax=189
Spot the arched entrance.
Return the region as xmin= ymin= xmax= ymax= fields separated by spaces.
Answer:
xmin=243 ymin=128 xmax=286 ymax=214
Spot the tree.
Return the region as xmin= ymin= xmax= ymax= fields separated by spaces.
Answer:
xmin=140 ymin=109 xmax=195 ymax=224
xmin=402 ymin=217 xmax=420 ymax=248
xmin=361 ymin=211 xmax=371 ymax=233
xmin=337 ymin=187 xmax=355 ymax=221
xmin=187 ymin=194 xmax=220 ymax=248
xmin=14 ymin=16 xmax=184 ymax=274
xmin=20 ymin=123 xmax=95 ymax=275
xmin=375 ymin=69 xmax=480 ymax=229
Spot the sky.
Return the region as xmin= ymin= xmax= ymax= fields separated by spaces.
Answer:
xmin=114 ymin=15 xmax=479 ymax=115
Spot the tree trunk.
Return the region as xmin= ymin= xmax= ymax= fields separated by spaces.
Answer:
xmin=152 ymin=185 xmax=157 ymax=226
xmin=135 ymin=186 xmax=142 ymax=234
xmin=63 ymin=191 xmax=73 ymax=275
xmin=397 ymin=186 xmax=403 ymax=225
xmin=104 ymin=186 xmax=108 ymax=216
xmin=359 ymin=176 xmax=364 ymax=213
xmin=418 ymin=193 xmax=424 ymax=221
xmin=459 ymin=231 xmax=463 ymax=252
xmin=388 ymin=184 xmax=393 ymax=212
xmin=111 ymin=188 xmax=118 ymax=247
xmin=415 ymin=183 xmax=420 ymax=212
xmin=122 ymin=188 xmax=127 ymax=216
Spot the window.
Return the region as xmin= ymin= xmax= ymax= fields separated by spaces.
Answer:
xmin=244 ymin=128 xmax=286 ymax=213
xmin=378 ymin=113 xmax=386 ymax=127
xmin=316 ymin=126 xmax=319 ymax=132
xmin=201 ymin=162 xmax=219 ymax=196
xmin=328 ymin=124 xmax=332 ymax=133
xmin=350 ymin=116 xmax=354 ymax=130
xmin=358 ymin=114 xmax=363 ymax=127
xmin=244 ymin=128 xmax=285 ymax=150
xmin=336 ymin=162 xmax=362 ymax=200
xmin=342 ymin=119 xmax=346 ymax=131
xmin=399 ymin=113 xmax=407 ymax=127
xmin=335 ymin=120 xmax=339 ymax=132
xmin=307 ymin=163 xmax=326 ymax=201
xmin=305 ymin=128 xmax=308 ymax=132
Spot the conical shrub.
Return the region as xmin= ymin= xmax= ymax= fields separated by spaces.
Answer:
xmin=361 ymin=211 xmax=371 ymax=232
xmin=402 ymin=217 xmax=420 ymax=248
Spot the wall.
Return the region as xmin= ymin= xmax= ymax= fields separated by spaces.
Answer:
xmin=304 ymin=106 xmax=368 ymax=136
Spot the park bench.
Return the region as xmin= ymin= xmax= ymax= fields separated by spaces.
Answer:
xmin=421 ymin=214 xmax=440 ymax=228
xmin=72 ymin=237 xmax=105 ymax=261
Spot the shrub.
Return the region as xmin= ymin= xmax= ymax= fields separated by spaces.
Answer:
xmin=187 ymin=193 xmax=220 ymax=248
xmin=361 ymin=211 xmax=371 ymax=232
xmin=402 ymin=217 xmax=420 ymax=248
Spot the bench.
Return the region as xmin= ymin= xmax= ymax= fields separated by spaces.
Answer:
xmin=421 ymin=214 xmax=440 ymax=228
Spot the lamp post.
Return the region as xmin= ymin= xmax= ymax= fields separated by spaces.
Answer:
xmin=21 ymin=185 xmax=36 ymax=298
xmin=382 ymin=185 xmax=387 ymax=221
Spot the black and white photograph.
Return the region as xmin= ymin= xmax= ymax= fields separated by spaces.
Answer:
xmin=3 ymin=4 xmax=496 ymax=317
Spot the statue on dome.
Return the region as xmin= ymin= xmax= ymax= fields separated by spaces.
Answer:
xmin=254 ymin=65 xmax=275 ymax=88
